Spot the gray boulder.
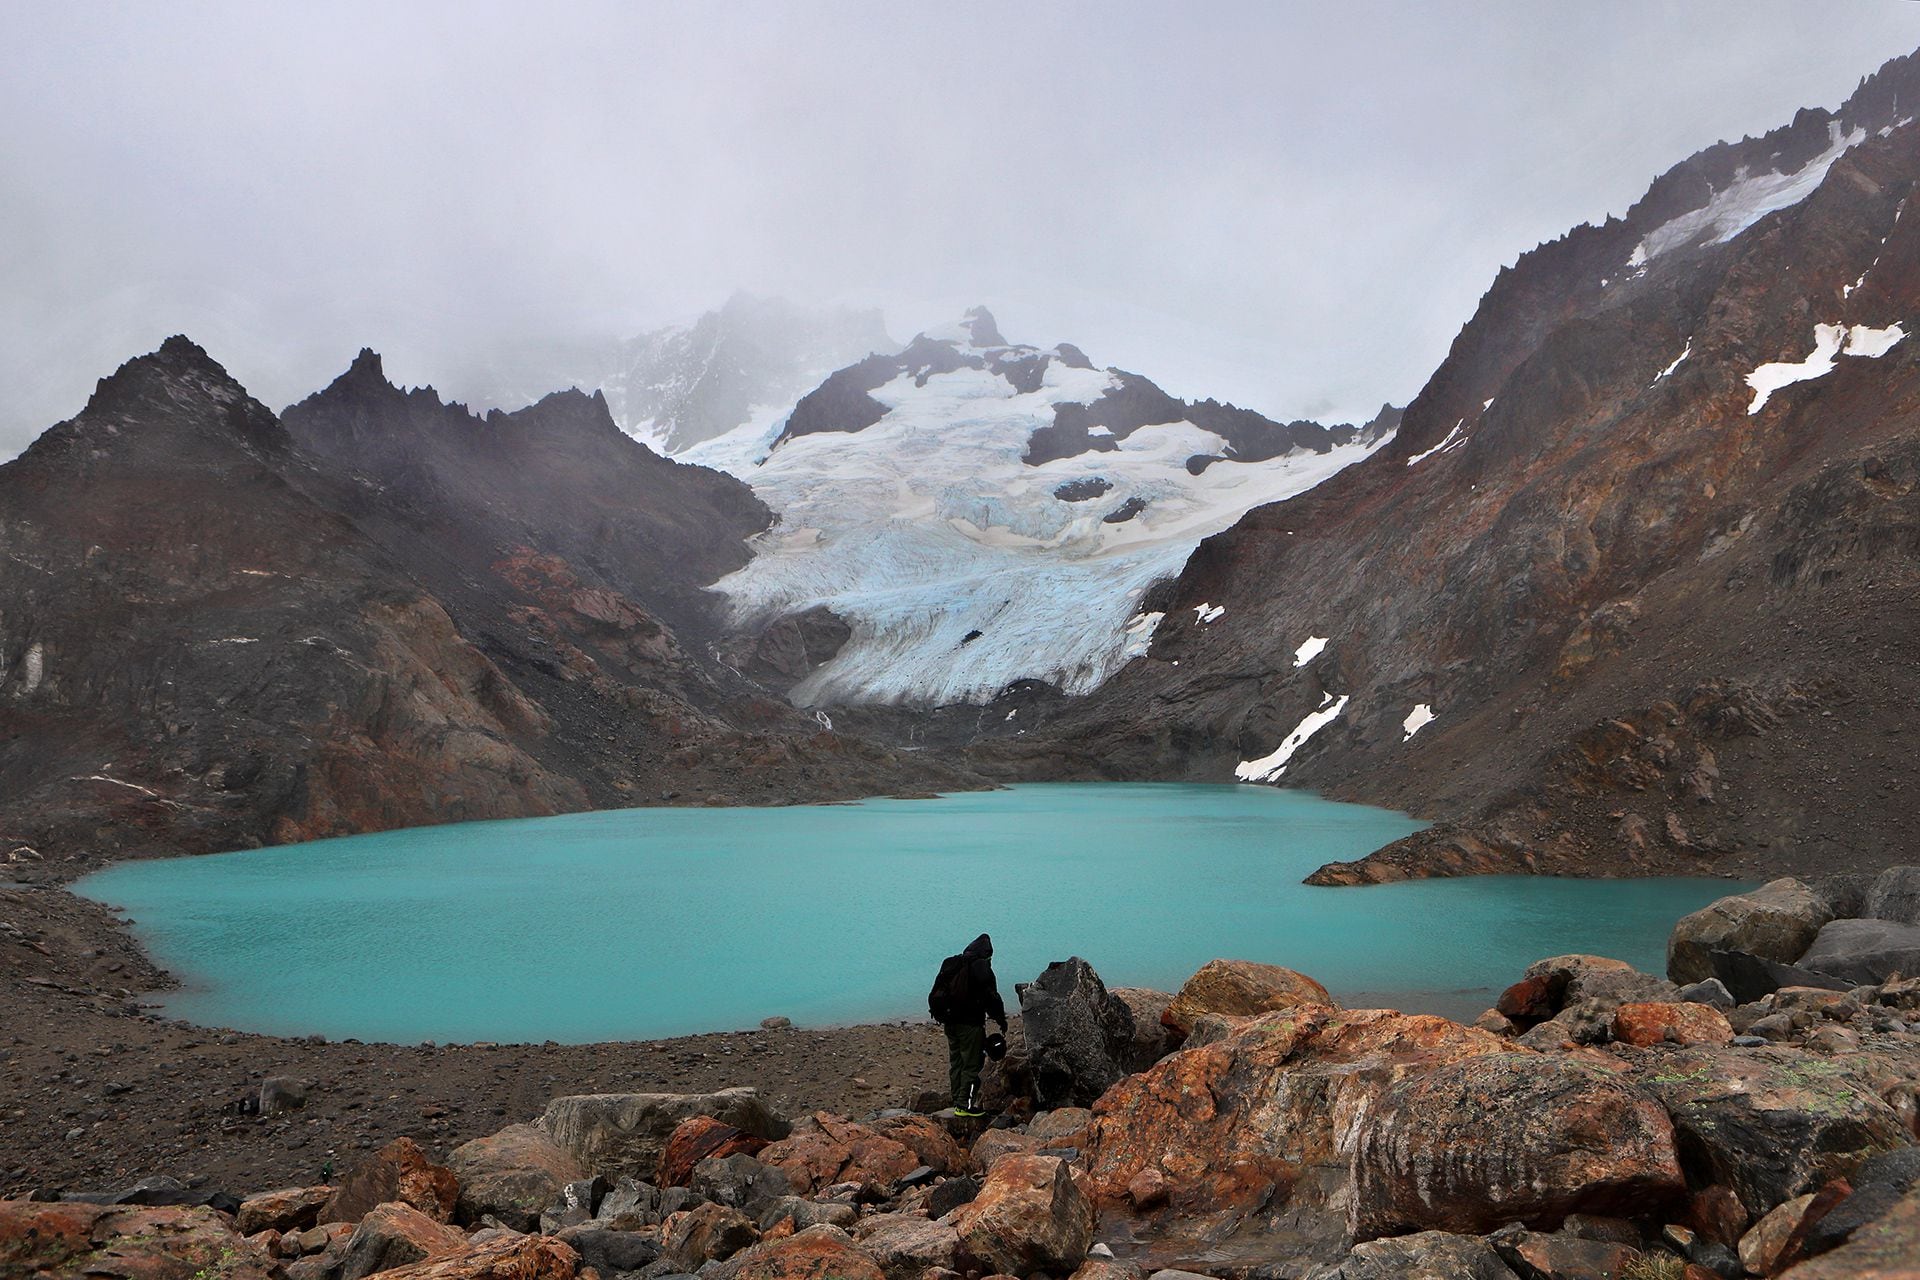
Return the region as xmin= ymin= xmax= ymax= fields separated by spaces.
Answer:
xmin=1019 ymin=956 xmax=1137 ymax=1109
xmin=1677 ymin=977 xmax=1735 ymax=1010
xmin=555 ymin=1224 xmax=663 ymax=1275
xmin=447 ymin=1123 xmax=587 ymax=1231
xmin=595 ymin=1176 xmax=664 ymax=1229
xmin=538 ymin=1088 xmax=787 ymax=1180
xmin=688 ymin=1154 xmax=788 ymax=1216
xmin=1708 ymin=949 xmax=1851 ymax=1004
xmin=1669 ymin=878 xmax=1832 ymax=985
xmin=1800 ymin=917 xmax=1920 ymax=985
xmin=540 ymin=1174 xmax=611 ymax=1234
xmin=1304 ymin=1230 xmax=1518 ymax=1279
xmin=1109 ymin=987 xmax=1177 ymax=1071
xmin=1863 ymin=866 xmax=1920 ymax=927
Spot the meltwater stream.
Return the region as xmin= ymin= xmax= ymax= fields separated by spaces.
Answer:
xmin=75 ymin=784 xmax=1740 ymax=1043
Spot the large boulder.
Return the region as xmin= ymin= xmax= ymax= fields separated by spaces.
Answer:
xmin=1020 ymin=957 xmax=1139 ymax=1109
xmin=870 ymin=1113 xmax=972 ymax=1175
xmin=537 ymin=1088 xmax=786 ymax=1181
xmin=659 ymin=1115 xmax=771 ymax=1187
xmin=690 ymin=1154 xmax=791 ymax=1216
xmin=1611 ymin=1001 xmax=1735 ymax=1047
xmin=852 ymin=1212 xmax=962 ymax=1280
xmin=949 ymin=1154 xmax=1094 ymax=1276
xmin=372 ymin=1234 xmax=579 ymax=1280
xmin=335 ymin=1202 xmax=467 ymax=1280
xmin=0 ymin=1202 xmax=277 ymax=1280
xmin=235 ymin=1185 xmax=334 ymax=1236
xmin=552 ymin=1224 xmax=659 ymax=1276
xmin=1709 ymin=950 xmax=1853 ymax=1004
xmin=1083 ymin=1007 xmax=1508 ymax=1219
xmin=1522 ymin=954 xmax=1679 ymax=1011
xmin=1777 ymin=1183 xmax=1920 ymax=1277
xmin=1161 ymin=959 xmax=1335 ymax=1038
xmin=664 ymin=1201 xmax=759 ymax=1268
xmin=1631 ymin=1047 xmax=1915 ymax=1216
xmin=592 ymin=1176 xmax=663 ymax=1230
xmin=1348 ymin=1053 xmax=1685 ymax=1240
xmin=1799 ymin=918 xmax=1920 ymax=985
xmin=1862 ymin=866 xmax=1920 ymax=927
xmin=708 ymin=1223 xmax=886 ymax=1280
xmin=445 ymin=1123 xmax=586 ymax=1231
xmin=1304 ymin=1230 xmax=1518 ymax=1279
xmin=1110 ymin=988 xmax=1177 ymax=1070
xmin=321 ymin=1137 xmax=460 ymax=1225
xmin=1668 ymin=879 xmax=1833 ymax=985
xmin=756 ymin=1112 xmax=920 ymax=1195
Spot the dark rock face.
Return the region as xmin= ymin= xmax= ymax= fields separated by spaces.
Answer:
xmin=1052 ymin=477 xmax=1113 ymax=503
xmin=1018 ymin=958 xmax=1138 ymax=1109
xmin=991 ymin=51 xmax=1920 ymax=888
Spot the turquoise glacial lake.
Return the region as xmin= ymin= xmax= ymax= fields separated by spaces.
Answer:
xmin=74 ymin=784 xmax=1739 ymax=1044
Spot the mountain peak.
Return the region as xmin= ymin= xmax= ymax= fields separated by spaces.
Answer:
xmin=347 ymin=347 xmax=386 ymax=380
xmin=962 ymin=306 xmax=1005 ymax=347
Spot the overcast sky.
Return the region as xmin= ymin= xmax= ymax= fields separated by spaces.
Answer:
xmin=4 ymin=2 xmax=1920 ymax=457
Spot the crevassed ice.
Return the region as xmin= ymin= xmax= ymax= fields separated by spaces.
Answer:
xmin=1293 ymin=635 xmax=1328 ymax=667
xmin=1234 ymin=694 xmax=1350 ymax=782
xmin=1746 ymin=323 xmax=1905 ymax=415
xmin=1402 ymin=703 xmax=1435 ymax=741
xmin=1633 ymin=122 xmax=1866 ymax=267
xmin=700 ymin=358 xmax=1388 ymax=705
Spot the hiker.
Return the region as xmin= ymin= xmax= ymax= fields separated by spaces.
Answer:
xmin=928 ymin=932 xmax=1007 ymax=1116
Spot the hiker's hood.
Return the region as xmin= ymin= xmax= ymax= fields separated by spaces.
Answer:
xmin=965 ymin=933 xmax=993 ymax=959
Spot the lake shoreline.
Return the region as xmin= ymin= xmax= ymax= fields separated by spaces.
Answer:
xmin=0 ymin=871 xmax=1650 ymax=1197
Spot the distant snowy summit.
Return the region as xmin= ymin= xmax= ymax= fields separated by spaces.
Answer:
xmin=455 ymin=294 xmax=896 ymax=453
xmin=686 ymin=307 xmax=1398 ymax=707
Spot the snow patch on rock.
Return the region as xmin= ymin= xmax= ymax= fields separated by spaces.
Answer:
xmin=1293 ymin=635 xmax=1328 ymax=667
xmin=1234 ymin=694 xmax=1350 ymax=782
xmin=1193 ymin=603 xmax=1225 ymax=624
xmin=1402 ymin=703 xmax=1435 ymax=742
xmin=1746 ymin=322 xmax=1904 ymax=414
xmin=1634 ymin=122 xmax=1866 ymax=266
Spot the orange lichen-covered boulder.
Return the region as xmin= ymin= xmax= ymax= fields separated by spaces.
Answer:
xmin=1348 ymin=1052 xmax=1685 ymax=1240
xmin=377 ymin=1233 xmax=580 ymax=1280
xmin=446 ymin=1123 xmax=586 ymax=1230
xmin=1160 ymin=960 xmax=1335 ymax=1038
xmin=1081 ymin=1007 xmax=1509 ymax=1217
xmin=715 ymin=1224 xmax=887 ymax=1280
xmin=949 ymin=1155 xmax=1094 ymax=1277
xmin=756 ymin=1113 xmax=920 ymax=1195
xmin=659 ymin=1116 xmax=771 ymax=1187
xmin=321 ymin=1136 xmax=460 ymax=1224
xmin=0 ymin=1201 xmax=277 ymax=1280
xmin=871 ymin=1112 xmax=973 ymax=1175
xmin=1612 ymin=1001 xmax=1735 ymax=1048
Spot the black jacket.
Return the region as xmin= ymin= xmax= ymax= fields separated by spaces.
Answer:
xmin=943 ymin=933 xmax=1006 ymax=1026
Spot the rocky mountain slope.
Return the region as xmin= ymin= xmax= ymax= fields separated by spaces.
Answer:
xmin=0 ymin=339 xmax=973 ymax=872
xmin=993 ymin=51 xmax=1920 ymax=885
xmin=686 ymin=307 xmax=1398 ymax=707
xmin=458 ymin=294 xmax=895 ymax=454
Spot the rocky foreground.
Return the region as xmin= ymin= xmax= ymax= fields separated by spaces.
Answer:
xmin=7 ymin=872 xmax=1920 ymax=1280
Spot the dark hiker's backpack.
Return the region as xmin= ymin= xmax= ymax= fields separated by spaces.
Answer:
xmin=927 ymin=952 xmax=970 ymax=1022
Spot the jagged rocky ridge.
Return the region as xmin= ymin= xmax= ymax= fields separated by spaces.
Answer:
xmin=6 ymin=874 xmax=1919 ymax=1278
xmin=688 ymin=307 xmax=1397 ymax=707
xmin=0 ymin=339 xmax=976 ymax=868
xmin=991 ymin=50 xmax=1920 ymax=886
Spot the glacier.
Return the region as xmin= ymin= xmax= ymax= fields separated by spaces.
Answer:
xmin=682 ymin=327 xmax=1390 ymax=706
